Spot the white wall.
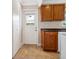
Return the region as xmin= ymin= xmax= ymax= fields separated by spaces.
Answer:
xmin=12 ymin=0 xmax=23 ymax=57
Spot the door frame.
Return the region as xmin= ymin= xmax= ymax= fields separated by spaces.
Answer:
xmin=23 ymin=9 xmax=39 ymax=46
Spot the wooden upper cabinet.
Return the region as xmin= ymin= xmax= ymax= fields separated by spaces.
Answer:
xmin=53 ymin=4 xmax=65 ymax=20
xmin=41 ymin=4 xmax=65 ymax=21
xmin=41 ymin=5 xmax=52 ymax=21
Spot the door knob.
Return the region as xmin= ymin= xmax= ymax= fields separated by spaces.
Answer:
xmin=35 ymin=27 xmax=37 ymax=31
xmin=35 ymin=30 xmax=37 ymax=31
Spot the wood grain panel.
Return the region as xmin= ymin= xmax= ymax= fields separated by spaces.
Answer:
xmin=44 ymin=32 xmax=58 ymax=51
xmin=41 ymin=31 xmax=45 ymax=48
xmin=53 ymin=4 xmax=65 ymax=20
xmin=41 ymin=5 xmax=52 ymax=21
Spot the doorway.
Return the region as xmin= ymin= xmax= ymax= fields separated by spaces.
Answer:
xmin=23 ymin=10 xmax=39 ymax=45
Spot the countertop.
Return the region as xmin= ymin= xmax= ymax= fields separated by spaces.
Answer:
xmin=41 ymin=28 xmax=66 ymax=32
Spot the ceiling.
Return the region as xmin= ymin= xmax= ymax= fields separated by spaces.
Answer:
xmin=20 ymin=0 xmax=42 ymax=7
xmin=19 ymin=0 xmax=66 ymax=6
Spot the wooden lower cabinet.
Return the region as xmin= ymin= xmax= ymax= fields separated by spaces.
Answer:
xmin=41 ymin=31 xmax=58 ymax=51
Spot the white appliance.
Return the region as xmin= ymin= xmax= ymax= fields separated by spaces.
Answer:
xmin=58 ymin=32 xmax=66 ymax=59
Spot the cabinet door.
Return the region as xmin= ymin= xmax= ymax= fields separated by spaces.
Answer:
xmin=53 ymin=4 xmax=65 ymax=20
xmin=41 ymin=5 xmax=52 ymax=21
xmin=44 ymin=32 xmax=58 ymax=51
xmin=52 ymin=32 xmax=58 ymax=51
xmin=41 ymin=30 xmax=45 ymax=48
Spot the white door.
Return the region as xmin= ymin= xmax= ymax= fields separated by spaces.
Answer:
xmin=23 ymin=12 xmax=38 ymax=45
